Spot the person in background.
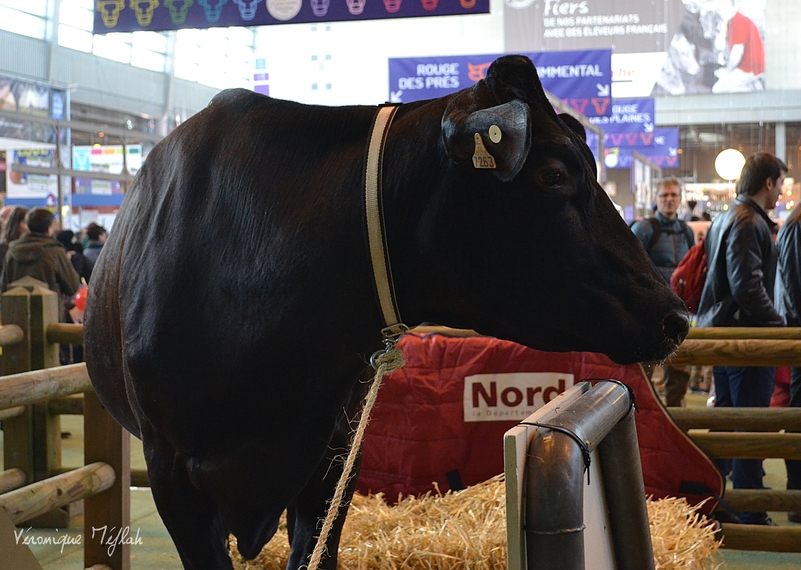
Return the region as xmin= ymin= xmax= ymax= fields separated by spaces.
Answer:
xmin=56 ymin=229 xmax=92 ymax=284
xmin=632 ymin=178 xmax=696 ymax=407
xmin=55 ymin=229 xmax=92 ymax=364
xmin=697 ymin=152 xmax=787 ymax=526
xmin=83 ymin=223 xmax=107 ymax=265
xmin=0 ymin=205 xmax=15 ymax=227
xmin=774 ymin=201 xmax=801 ymax=524
xmin=682 ymin=199 xmax=700 ymax=222
xmin=2 ymin=208 xmax=80 ymax=322
xmin=0 ymin=206 xmax=28 ymax=287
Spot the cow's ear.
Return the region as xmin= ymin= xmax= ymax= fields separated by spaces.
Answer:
xmin=442 ymin=99 xmax=531 ymax=182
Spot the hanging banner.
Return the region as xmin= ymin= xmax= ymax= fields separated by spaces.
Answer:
xmin=72 ymin=145 xmax=142 ymax=203
xmin=94 ymin=0 xmax=489 ymax=34
xmin=503 ymin=0 xmax=767 ymax=96
xmin=603 ymin=127 xmax=679 ymax=170
xmin=0 ymin=77 xmax=68 ymax=144
xmin=388 ymin=49 xmax=612 ymax=117
xmin=6 ymin=149 xmax=58 ymax=200
xmin=589 ymin=97 xmax=654 ymax=148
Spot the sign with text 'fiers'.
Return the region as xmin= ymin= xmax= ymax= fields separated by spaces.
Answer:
xmin=389 ymin=49 xmax=612 ymax=117
xmin=94 ymin=0 xmax=489 ymax=33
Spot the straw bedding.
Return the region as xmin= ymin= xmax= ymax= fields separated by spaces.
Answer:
xmin=229 ymin=475 xmax=721 ymax=570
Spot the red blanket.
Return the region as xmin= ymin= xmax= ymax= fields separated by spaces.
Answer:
xmin=356 ymin=332 xmax=723 ymax=514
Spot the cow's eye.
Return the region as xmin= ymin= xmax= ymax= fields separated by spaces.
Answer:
xmin=540 ymin=169 xmax=563 ymax=187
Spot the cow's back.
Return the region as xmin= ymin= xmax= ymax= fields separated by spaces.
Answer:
xmin=85 ymin=90 xmax=382 ymax=443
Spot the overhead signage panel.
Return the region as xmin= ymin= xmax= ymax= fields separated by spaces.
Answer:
xmin=388 ymin=49 xmax=612 ymax=117
xmin=589 ymin=97 xmax=655 ymax=147
xmin=94 ymin=0 xmax=490 ymax=33
xmin=603 ymin=127 xmax=679 ymax=170
xmin=503 ymin=0 xmax=767 ymax=96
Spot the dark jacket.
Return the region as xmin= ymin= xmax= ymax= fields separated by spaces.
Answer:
xmin=697 ymin=195 xmax=784 ymax=327
xmin=83 ymin=240 xmax=104 ymax=265
xmin=776 ymin=204 xmax=801 ymax=326
xmin=2 ymin=232 xmax=81 ymax=299
xmin=631 ymin=213 xmax=695 ymax=283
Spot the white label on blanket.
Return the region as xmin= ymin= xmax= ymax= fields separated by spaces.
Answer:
xmin=463 ymin=372 xmax=576 ymax=422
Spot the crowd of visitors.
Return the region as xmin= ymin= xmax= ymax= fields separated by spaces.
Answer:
xmin=0 ymin=209 xmax=107 ymax=364
xmin=630 ymin=152 xmax=798 ymax=527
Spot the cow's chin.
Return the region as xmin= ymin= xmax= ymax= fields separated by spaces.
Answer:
xmin=587 ymin=309 xmax=690 ymax=366
xmin=494 ymin=308 xmax=690 ymax=367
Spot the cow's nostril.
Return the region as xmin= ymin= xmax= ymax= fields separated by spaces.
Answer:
xmin=662 ymin=310 xmax=690 ymax=346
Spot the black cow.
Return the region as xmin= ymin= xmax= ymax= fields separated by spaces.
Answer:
xmin=85 ymin=55 xmax=688 ymax=570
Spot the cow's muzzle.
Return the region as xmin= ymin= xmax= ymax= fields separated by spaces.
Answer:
xmin=662 ymin=310 xmax=690 ymax=348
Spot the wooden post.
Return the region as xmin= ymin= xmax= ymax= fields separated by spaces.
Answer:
xmin=2 ymin=285 xmax=33 ymax=486
xmin=22 ymin=278 xmax=60 ymax=372
xmin=3 ymin=278 xmax=69 ymax=527
xmin=84 ymin=391 xmax=131 ymax=570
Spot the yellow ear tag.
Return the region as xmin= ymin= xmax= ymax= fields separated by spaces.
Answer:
xmin=488 ymin=124 xmax=502 ymax=143
xmin=472 ymin=133 xmax=497 ymax=170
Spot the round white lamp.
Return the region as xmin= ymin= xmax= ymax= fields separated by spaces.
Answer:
xmin=715 ymin=148 xmax=746 ymax=181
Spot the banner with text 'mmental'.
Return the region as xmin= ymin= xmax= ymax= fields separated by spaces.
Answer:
xmin=94 ymin=0 xmax=489 ymax=33
xmin=388 ymin=49 xmax=612 ymax=117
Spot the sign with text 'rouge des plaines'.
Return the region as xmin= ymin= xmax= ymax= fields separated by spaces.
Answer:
xmin=388 ymin=49 xmax=612 ymax=117
xmin=94 ymin=0 xmax=489 ymax=33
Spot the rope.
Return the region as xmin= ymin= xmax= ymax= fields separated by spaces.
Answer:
xmin=304 ymin=346 xmax=405 ymax=570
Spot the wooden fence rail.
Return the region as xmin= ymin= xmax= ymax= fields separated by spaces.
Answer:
xmin=670 ymin=407 xmax=801 ymax=431
xmin=0 ymin=278 xmax=130 ymax=570
xmin=0 ymin=462 xmax=115 ymax=525
xmin=0 ymin=363 xmax=92 ymax=411
xmin=4 ymin=319 xmax=801 ymax=561
xmin=664 ymin=329 xmax=801 ymax=553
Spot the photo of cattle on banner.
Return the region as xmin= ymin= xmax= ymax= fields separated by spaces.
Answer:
xmin=84 ymin=55 xmax=692 ymax=570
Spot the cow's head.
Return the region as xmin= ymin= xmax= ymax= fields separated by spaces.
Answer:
xmin=397 ymin=55 xmax=687 ymax=365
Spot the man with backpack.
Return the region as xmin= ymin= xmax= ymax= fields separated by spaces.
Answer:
xmin=632 ymin=177 xmax=696 ymax=407
xmin=697 ymin=152 xmax=787 ymax=526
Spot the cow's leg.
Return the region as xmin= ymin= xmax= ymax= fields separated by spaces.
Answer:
xmin=285 ymin=372 xmax=372 ymax=570
xmin=285 ymin=410 xmax=362 ymax=570
xmin=141 ymin=423 xmax=233 ymax=570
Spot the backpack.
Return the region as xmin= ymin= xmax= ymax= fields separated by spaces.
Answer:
xmin=644 ymin=217 xmax=694 ymax=252
xmin=670 ymin=238 xmax=707 ymax=314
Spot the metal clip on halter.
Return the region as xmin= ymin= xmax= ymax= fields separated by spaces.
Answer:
xmin=370 ymin=323 xmax=408 ymax=369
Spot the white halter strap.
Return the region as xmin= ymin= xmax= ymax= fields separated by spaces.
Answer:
xmin=364 ymin=104 xmax=404 ymax=337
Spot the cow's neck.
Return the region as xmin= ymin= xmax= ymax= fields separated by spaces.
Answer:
xmin=364 ymin=103 xmax=408 ymax=354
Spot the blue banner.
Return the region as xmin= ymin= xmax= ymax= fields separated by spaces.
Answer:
xmin=589 ymin=98 xmax=654 ymax=137
xmin=388 ymin=49 xmax=612 ymax=117
xmin=603 ymin=127 xmax=679 ymax=170
xmin=94 ymin=0 xmax=489 ymax=33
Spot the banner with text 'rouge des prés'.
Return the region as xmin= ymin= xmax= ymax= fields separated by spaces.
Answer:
xmin=388 ymin=49 xmax=612 ymax=118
